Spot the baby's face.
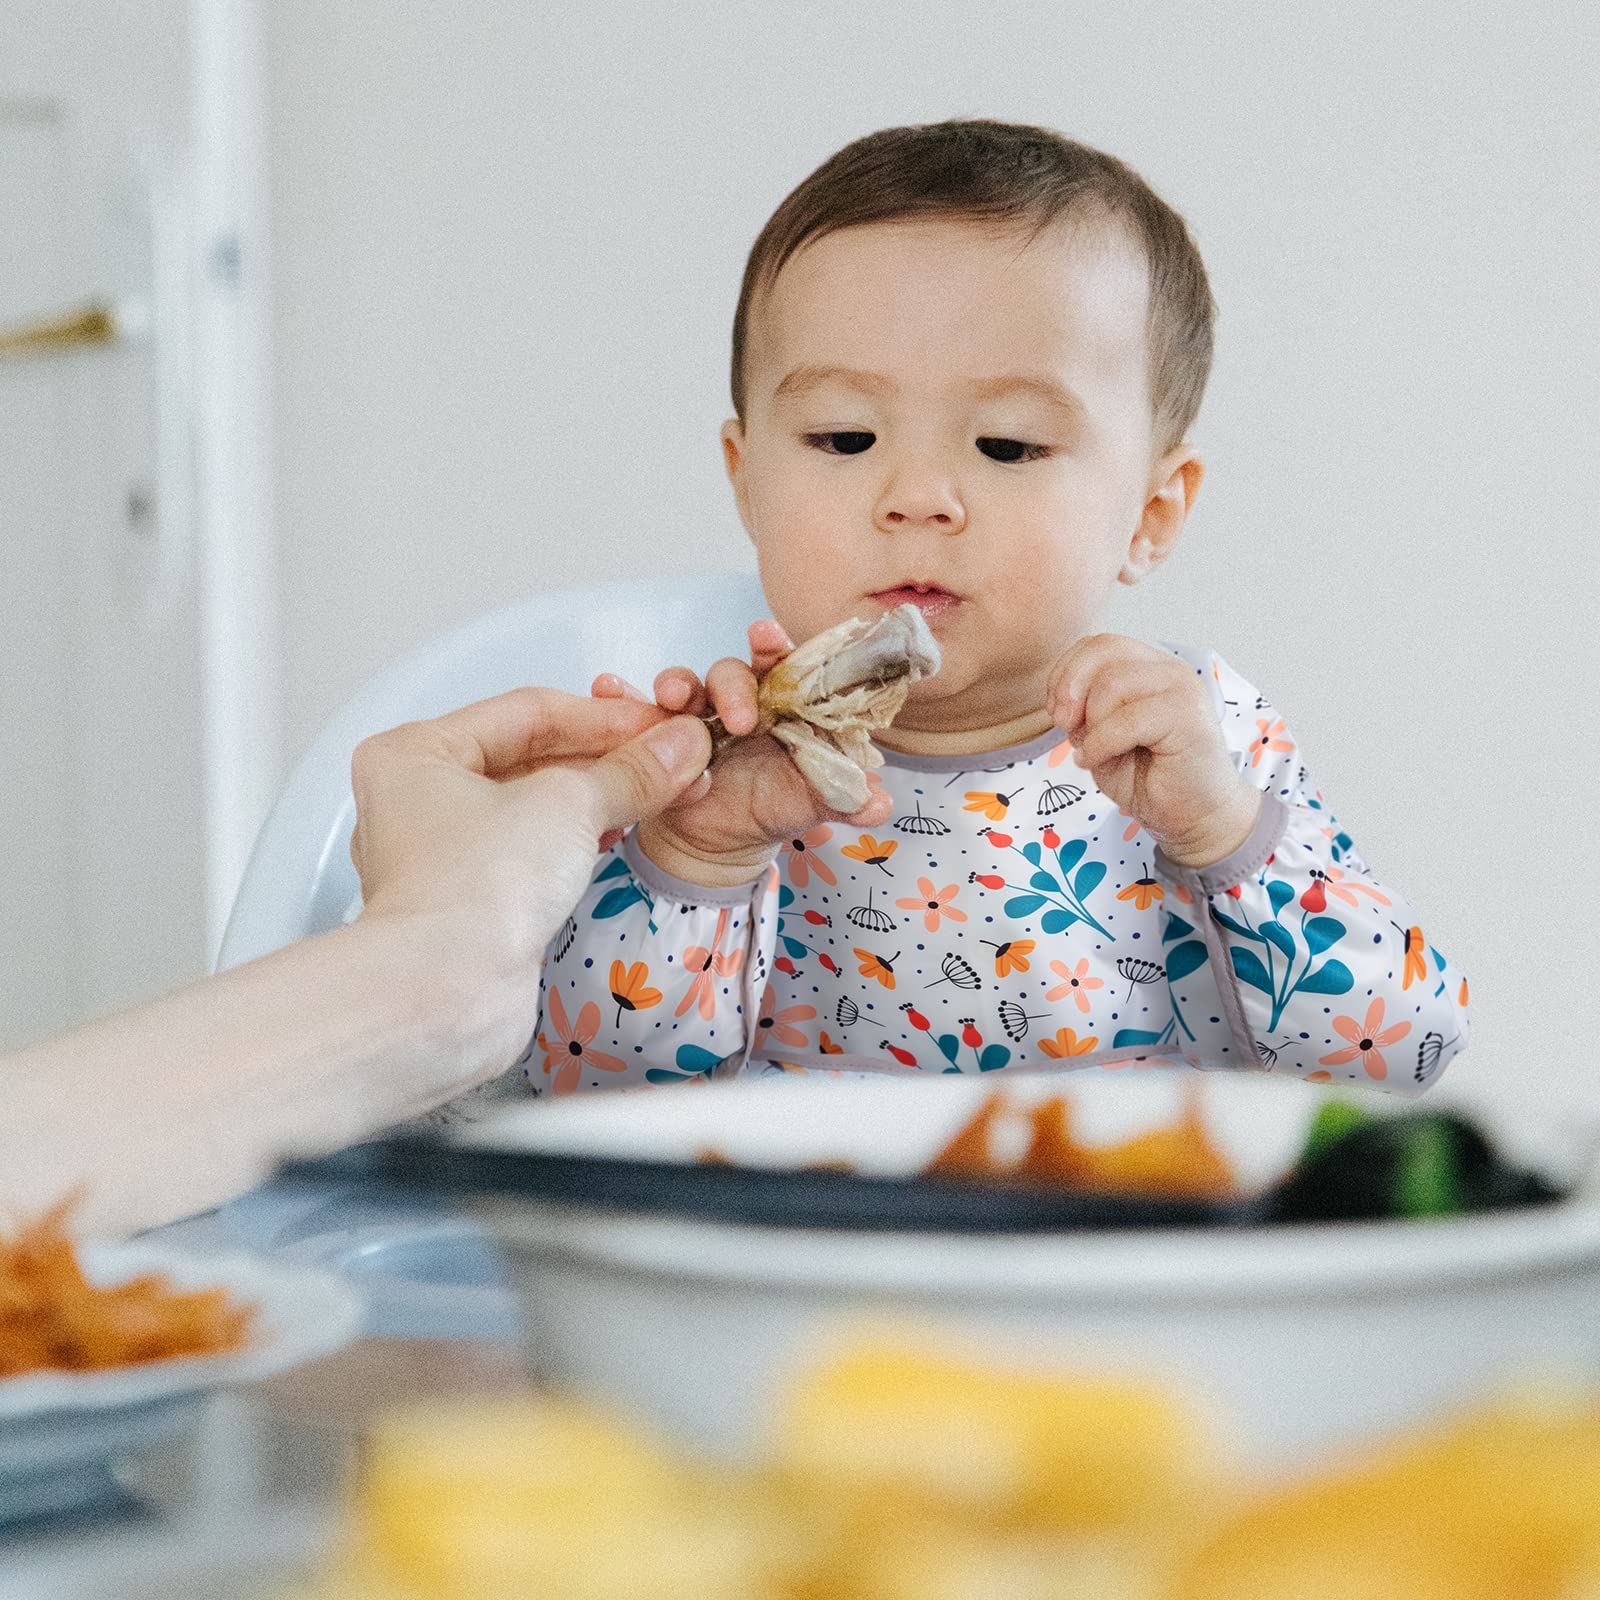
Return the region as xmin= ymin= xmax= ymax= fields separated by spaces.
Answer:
xmin=724 ymin=216 xmax=1191 ymax=734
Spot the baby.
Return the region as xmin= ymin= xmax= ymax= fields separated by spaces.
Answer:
xmin=527 ymin=119 xmax=1469 ymax=1096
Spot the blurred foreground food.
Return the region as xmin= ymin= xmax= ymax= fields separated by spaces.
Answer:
xmin=285 ymin=1333 xmax=1600 ymax=1600
xmin=0 ymin=1197 xmax=254 ymax=1377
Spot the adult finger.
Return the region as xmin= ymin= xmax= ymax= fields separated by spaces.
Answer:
xmin=580 ymin=715 xmax=714 ymax=833
xmin=378 ymin=687 xmax=666 ymax=781
xmin=705 ymin=656 xmax=760 ymax=736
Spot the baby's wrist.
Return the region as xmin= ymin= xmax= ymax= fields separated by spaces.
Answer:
xmin=1157 ymin=784 xmax=1263 ymax=870
xmin=635 ymin=818 xmax=778 ymax=889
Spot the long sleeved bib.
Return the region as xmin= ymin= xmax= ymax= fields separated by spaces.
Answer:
xmin=525 ymin=646 xmax=1469 ymax=1097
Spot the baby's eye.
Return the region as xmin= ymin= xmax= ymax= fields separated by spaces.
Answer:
xmin=804 ymin=431 xmax=876 ymax=455
xmin=977 ymin=437 xmax=1051 ymax=464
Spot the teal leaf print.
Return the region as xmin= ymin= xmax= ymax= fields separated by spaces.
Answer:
xmin=1113 ymin=1027 xmax=1165 ymax=1048
xmin=978 ymin=1044 xmax=1011 ymax=1071
xmin=594 ymin=883 xmax=646 ymax=920
xmin=937 ymin=1033 xmax=961 ymax=1064
xmin=1267 ymin=879 xmax=1295 ymax=915
xmin=781 ymin=934 xmax=808 ymax=960
xmin=644 ymin=1043 xmax=722 ymax=1084
xmin=1022 ymin=841 xmax=1043 ymax=867
xmin=1073 ymin=861 xmax=1106 ymax=900
xmin=1211 ymin=907 xmax=1262 ymax=942
xmin=1298 ymin=959 xmax=1355 ymax=996
xmin=1162 ymin=914 xmax=1196 ymax=944
xmin=1005 ymin=894 xmax=1047 ymax=917
xmin=1041 ymin=909 xmax=1078 ymax=935
xmin=1231 ymin=947 xmax=1274 ymax=995
xmin=1165 ymin=940 xmax=1209 ymax=981
xmin=1259 ymin=920 xmax=1295 ymax=961
xmin=595 ymin=856 xmax=630 ymax=883
xmin=1304 ymin=917 xmax=1347 ymax=956
xmin=1056 ymin=838 xmax=1088 ymax=876
xmin=1030 ymin=870 xmax=1063 ymax=893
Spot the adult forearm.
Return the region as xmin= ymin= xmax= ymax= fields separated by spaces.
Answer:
xmin=1 ymin=911 xmax=535 ymax=1238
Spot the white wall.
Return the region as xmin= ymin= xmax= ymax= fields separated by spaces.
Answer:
xmin=262 ymin=1 xmax=1599 ymax=1120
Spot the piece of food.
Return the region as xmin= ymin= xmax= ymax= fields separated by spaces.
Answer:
xmin=708 ymin=603 xmax=940 ymax=812
xmin=0 ymin=1196 xmax=254 ymax=1378
xmin=925 ymin=1087 xmax=1239 ymax=1202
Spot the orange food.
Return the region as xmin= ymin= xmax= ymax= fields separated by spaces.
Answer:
xmin=927 ymin=1088 xmax=1238 ymax=1200
xmin=0 ymin=1196 xmax=255 ymax=1379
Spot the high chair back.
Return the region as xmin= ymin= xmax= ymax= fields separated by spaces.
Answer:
xmin=216 ymin=573 xmax=767 ymax=972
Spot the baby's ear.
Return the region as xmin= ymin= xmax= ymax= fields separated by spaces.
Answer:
xmin=720 ymin=418 xmax=755 ymax=539
xmin=1119 ymin=447 xmax=1203 ymax=586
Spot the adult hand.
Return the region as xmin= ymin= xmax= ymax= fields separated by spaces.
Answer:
xmin=349 ymin=687 xmax=713 ymax=964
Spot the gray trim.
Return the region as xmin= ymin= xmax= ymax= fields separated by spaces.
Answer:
xmin=620 ymin=830 xmax=773 ymax=907
xmin=1191 ymin=896 xmax=1261 ymax=1069
xmin=876 ymin=727 xmax=1068 ymax=773
xmin=1153 ymin=791 xmax=1290 ymax=898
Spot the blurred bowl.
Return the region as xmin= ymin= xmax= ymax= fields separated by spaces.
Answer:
xmin=302 ymin=1071 xmax=1600 ymax=1467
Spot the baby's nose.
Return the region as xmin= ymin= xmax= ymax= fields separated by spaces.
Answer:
xmin=874 ymin=471 xmax=965 ymax=533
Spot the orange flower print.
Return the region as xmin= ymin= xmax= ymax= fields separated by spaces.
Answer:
xmin=1393 ymin=923 xmax=1427 ymax=991
xmin=778 ymin=825 xmax=836 ymax=889
xmin=1324 ymin=865 xmax=1391 ymax=909
xmin=608 ymin=960 xmax=663 ymax=1029
xmin=1318 ymin=997 xmax=1412 ymax=1081
xmin=538 ymin=988 xmax=626 ymax=1095
xmin=842 ymin=834 xmax=898 ymax=876
xmin=1458 ymin=977 xmax=1469 ymax=1007
xmin=753 ymin=984 xmax=816 ymax=1052
xmin=1117 ymin=806 xmax=1142 ymax=844
xmin=895 ymin=878 xmax=966 ymax=933
xmin=818 ymin=1031 xmax=844 ymax=1055
xmin=1039 ymin=1026 xmax=1098 ymax=1058
xmin=1116 ymin=864 xmax=1164 ymax=911
xmin=1047 ymin=738 xmax=1075 ymax=768
xmin=963 ymin=786 xmax=1023 ymax=822
xmin=981 ymin=937 xmax=1035 ymax=978
xmin=854 ymin=947 xmax=900 ymax=989
xmin=1248 ymin=717 xmax=1294 ymax=769
xmin=676 ymin=908 xmax=746 ymax=1020
xmin=1047 ymin=958 xmax=1103 ymax=1013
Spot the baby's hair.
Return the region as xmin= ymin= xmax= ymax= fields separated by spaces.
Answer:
xmin=731 ymin=119 xmax=1216 ymax=455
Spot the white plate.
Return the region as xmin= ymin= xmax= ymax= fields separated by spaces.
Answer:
xmin=0 ymin=1242 xmax=363 ymax=1523
xmin=452 ymin=1070 xmax=1600 ymax=1467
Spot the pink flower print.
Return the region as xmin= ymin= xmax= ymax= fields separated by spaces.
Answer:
xmin=1047 ymin=737 xmax=1076 ymax=768
xmin=676 ymin=907 xmax=746 ymax=1020
xmin=1047 ymin=958 xmax=1103 ymax=1014
xmin=1318 ymin=997 xmax=1412 ymax=1081
xmin=537 ymin=988 xmax=626 ymax=1095
xmin=1247 ymin=718 xmax=1294 ymax=769
xmin=752 ymin=984 xmax=817 ymax=1052
xmin=1321 ymin=864 xmax=1391 ymax=910
xmin=895 ymin=877 xmax=966 ymax=933
xmin=779 ymin=826 xmax=836 ymax=888
xmin=1117 ymin=806 xmax=1141 ymax=844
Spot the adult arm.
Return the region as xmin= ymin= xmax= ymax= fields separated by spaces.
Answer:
xmin=1 ymin=689 xmax=711 ymax=1236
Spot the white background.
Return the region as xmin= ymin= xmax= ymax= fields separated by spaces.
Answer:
xmin=261 ymin=2 xmax=1599 ymax=1117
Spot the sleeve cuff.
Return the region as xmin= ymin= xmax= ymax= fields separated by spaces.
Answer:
xmin=620 ymin=831 xmax=771 ymax=907
xmin=1154 ymin=791 xmax=1291 ymax=898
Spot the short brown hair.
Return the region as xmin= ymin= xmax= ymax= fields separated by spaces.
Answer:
xmin=730 ymin=119 xmax=1216 ymax=454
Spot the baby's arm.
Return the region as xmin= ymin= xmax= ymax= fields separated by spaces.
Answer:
xmin=524 ymin=838 xmax=779 ymax=1092
xmin=1156 ymin=649 xmax=1470 ymax=1095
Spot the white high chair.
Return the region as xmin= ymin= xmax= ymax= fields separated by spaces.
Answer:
xmin=215 ymin=572 xmax=767 ymax=972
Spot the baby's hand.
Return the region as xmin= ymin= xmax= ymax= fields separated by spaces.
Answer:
xmin=592 ymin=620 xmax=893 ymax=887
xmin=1046 ymin=634 xmax=1261 ymax=869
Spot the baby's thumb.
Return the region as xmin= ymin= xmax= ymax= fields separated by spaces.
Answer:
xmin=585 ymin=715 xmax=712 ymax=833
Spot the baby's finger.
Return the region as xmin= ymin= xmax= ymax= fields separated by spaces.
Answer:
xmin=1051 ymin=635 xmax=1163 ymax=736
xmin=591 ymin=672 xmax=651 ymax=704
xmin=705 ymin=656 xmax=761 ymax=737
xmin=1079 ymin=656 xmax=1186 ymax=738
xmin=842 ymin=784 xmax=895 ymax=828
xmin=747 ymin=618 xmax=795 ymax=676
xmin=653 ymin=666 xmax=707 ymax=716
xmin=1072 ymin=689 xmax=1191 ymax=771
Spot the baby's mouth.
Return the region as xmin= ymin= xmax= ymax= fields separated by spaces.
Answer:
xmin=868 ymin=583 xmax=962 ymax=622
